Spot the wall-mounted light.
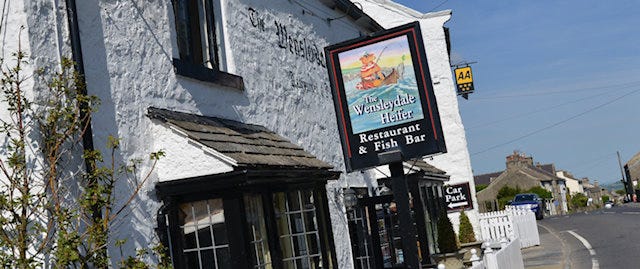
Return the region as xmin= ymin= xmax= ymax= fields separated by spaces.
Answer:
xmin=343 ymin=188 xmax=358 ymax=209
xmin=376 ymin=184 xmax=392 ymax=196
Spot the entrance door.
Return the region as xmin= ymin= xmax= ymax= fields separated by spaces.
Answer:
xmin=354 ymin=195 xmax=421 ymax=269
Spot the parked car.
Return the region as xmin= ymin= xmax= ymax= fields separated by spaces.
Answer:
xmin=510 ymin=193 xmax=544 ymax=220
xmin=604 ymin=201 xmax=614 ymax=209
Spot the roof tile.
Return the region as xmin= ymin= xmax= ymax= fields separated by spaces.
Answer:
xmin=148 ymin=107 xmax=333 ymax=170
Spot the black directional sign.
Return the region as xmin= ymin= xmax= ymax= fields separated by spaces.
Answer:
xmin=445 ymin=182 xmax=473 ymax=211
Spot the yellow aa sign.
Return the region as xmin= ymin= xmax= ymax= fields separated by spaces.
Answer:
xmin=455 ymin=66 xmax=473 ymax=84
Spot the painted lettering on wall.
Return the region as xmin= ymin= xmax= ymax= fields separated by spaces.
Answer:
xmin=248 ymin=7 xmax=326 ymax=68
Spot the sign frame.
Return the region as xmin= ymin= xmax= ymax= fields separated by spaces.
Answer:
xmin=444 ymin=182 xmax=474 ymax=212
xmin=325 ymin=22 xmax=446 ymax=172
xmin=454 ymin=66 xmax=474 ymax=96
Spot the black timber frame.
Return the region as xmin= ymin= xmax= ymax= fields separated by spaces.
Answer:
xmin=365 ymin=172 xmax=447 ymax=268
xmin=156 ymin=168 xmax=340 ymax=269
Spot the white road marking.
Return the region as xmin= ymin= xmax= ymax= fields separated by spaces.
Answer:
xmin=567 ymin=230 xmax=599 ymax=269
xmin=622 ymin=212 xmax=640 ymax=215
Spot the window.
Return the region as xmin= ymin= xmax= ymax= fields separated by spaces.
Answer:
xmin=173 ymin=0 xmax=220 ymax=69
xmin=274 ymin=190 xmax=323 ymax=269
xmin=347 ymin=207 xmax=374 ymax=269
xmin=161 ymin=186 xmax=335 ymax=269
xmin=179 ymin=199 xmax=231 ymax=269
xmin=245 ymin=194 xmax=272 ymax=269
xmin=171 ymin=0 xmax=243 ymax=88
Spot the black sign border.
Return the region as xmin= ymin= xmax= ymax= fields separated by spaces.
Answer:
xmin=454 ymin=66 xmax=475 ymax=95
xmin=445 ymin=182 xmax=474 ymax=212
xmin=325 ymin=22 xmax=447 ymax=172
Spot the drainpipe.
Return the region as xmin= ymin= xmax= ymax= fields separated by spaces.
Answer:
xmin=64 ymin=0 xmax=100 ymax=226
xmin=64 ymin=0 xmax=95 ymax=176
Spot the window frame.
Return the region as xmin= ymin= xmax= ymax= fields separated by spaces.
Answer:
xmin=158 ymin=181 xmax=337 ymax=269
xmin=171 ymin=0 xmax=243 ymax=89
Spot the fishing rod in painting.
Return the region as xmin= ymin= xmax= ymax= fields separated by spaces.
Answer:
xmin=375 ymin=45 xmax=389 ymax=64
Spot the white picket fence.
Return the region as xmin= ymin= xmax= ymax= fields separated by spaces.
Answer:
xmin=451 ymin=238 xmax=524 ymax=269
xmin=479 ymin=206 xmax=540 ymax=248
xmin=507 ymin=206 xmax=540 ymax=248
xmin=464 ymin=238 xmax=524 ymax=269
xmin=439 ymin=206 xmax=539 ymax=269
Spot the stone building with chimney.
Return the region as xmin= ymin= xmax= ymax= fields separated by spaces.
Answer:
xmin=475 ymin=151 xmax=568 ymax=215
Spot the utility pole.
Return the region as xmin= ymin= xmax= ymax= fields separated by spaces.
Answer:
xmin=617 ymin=151 xmax=632 ymax=200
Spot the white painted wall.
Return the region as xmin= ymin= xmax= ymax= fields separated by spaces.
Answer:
xmin=69 ymin=0 xmax=373 ymax=266
xmin=556 ymin=170 xmax=585 ymax=195
xmin=1 ymin=0 xmax=35 ymax=162
xmin=12 ymin=0 xmax=481 ymax=267
xmin=359 ymin=0 xmax=482 ymax=240
xmin=151 ymin=122 xmax=235 ymax=182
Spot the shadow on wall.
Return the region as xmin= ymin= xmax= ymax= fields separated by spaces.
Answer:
xmin=74 ymin=0 xmax=150 ymax=263
xmin=80 ymin=0 xmax=253 ymax=264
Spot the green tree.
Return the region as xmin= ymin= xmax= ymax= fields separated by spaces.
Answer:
xmin=458 ymin=211 xmax=476 ymax=244
xmin=602 ymin=195 xmax=610 ymax=203
xmin=496 ymin=186 xmax=521 ymax=209
xmin=571 ymin=193 xmax=589 ymax=209
xmin=0 ymin=45 xmax=167 ymax=267
xmin=436 ymin=211 xmax=458 ymax=253
xmin=527 ymin=186 xmax=552 ymax=199
xmin=616 ymin=189 xmax=626 ymax=195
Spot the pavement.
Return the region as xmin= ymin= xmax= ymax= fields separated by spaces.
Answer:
xmin=521 ymin=222 xmax=568 ymax=269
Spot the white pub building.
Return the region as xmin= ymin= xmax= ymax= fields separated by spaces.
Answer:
xmin=3 ymin=0 xmax=479 ymax=268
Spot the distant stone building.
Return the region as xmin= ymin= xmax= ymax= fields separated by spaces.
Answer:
xmin=556 ymin=170 xmax=585 ymax=195
xmin=581 ymin=178 xmax=604 ymax=205
xmin=475 ymin=151 xmax=568 ymax=215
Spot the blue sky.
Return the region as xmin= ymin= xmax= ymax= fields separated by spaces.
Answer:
xmin=393 ymin=0 xmax=640 ymax=185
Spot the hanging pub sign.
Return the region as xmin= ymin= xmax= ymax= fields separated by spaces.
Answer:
xmin=325 ymin=22 xmax=446 ymax=172
xmin=445 ymin=182 xmax=473 ymax=212
xmin=454 ymin=66 xmax=474 ymax=96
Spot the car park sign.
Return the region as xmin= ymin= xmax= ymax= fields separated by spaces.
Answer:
xmin=445 ymin=182 xmax=473 ymax=211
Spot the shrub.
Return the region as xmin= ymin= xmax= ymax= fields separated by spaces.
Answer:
xmin=528 ymin=186 xmax=553 ymax=199
xmin=458 ymin=211 xmax=476 ymax=244
xmin=571 ymin=193 xmax=588 ymax=208
xmin=475 ymin=184 xmax=488 ymax=193
xmin=437 ymin=211 xmax=459 ymax=253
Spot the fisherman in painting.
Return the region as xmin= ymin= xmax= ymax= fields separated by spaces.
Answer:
xmin=356 ymin=52 xmax=399 ymax=90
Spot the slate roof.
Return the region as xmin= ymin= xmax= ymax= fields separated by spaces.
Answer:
xmin=536 ymin=163 xmax=556 ymax=175
xmin=320 ymin=0 xmax=384 ymax=32
xmin=474 ymin=171 xmax=502 ymax=186
xmin=404 ymin=159 xmax=447 ymax=176
xmin=147 ymin=107 xmax=333 ymax=170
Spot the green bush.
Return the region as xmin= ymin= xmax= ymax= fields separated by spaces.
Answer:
xmin=528 ymin=186 xmax=553 ymax=199
xmin=458 ymin=211 xmax=476 ymax=244
xmin=475 ymin=184 xmax=488 ymax=193
xmin=495 ymin=185 xmax=553 ymax=210
xmin=437 ymin=211 xmax=459 ymax=253
xmin=496 ymin=186 xmax=522 ymax=210
xmin=571 ymin=193 xmax=588 ymax=208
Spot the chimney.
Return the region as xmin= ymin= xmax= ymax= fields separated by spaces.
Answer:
xmin=506 ymin=151 xmax=534 ymax=169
